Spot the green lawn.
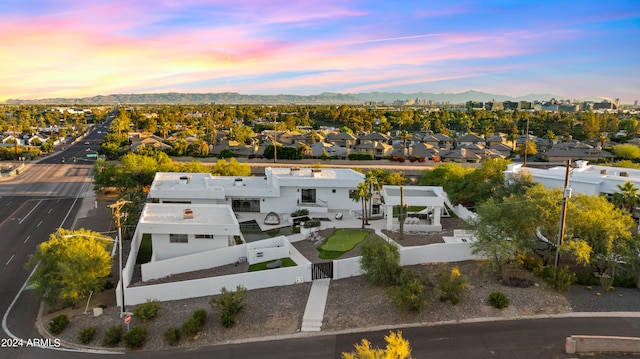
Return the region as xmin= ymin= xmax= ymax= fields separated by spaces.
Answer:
xmin=136 ymin=233 xmax=153 ymax=264
xmin=392 ymin=205 xmax=427 ymax=217
xmin=318 ymin=229 xmax=369 ymax=259
xmin=249 ymin=258 xmax=297 ymax=272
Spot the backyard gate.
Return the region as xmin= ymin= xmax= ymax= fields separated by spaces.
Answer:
xmin=311 ymin=262 xmax=333 ymax=280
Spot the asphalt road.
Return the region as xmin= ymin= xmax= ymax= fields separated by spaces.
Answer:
xmin=0 ymin=128 xmax=104 ymax=359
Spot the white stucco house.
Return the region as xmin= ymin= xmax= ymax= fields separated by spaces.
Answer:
xmin=147 ymin=167 xmax=365 ymax=216
xmin=504 ymin=161 xmax=640 ymax=196
xmin=137 ymin=203 xmax=241 ymax=261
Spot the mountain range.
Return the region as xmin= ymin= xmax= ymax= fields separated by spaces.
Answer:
xmin=4 ymin=90 xmax=575 ymax=105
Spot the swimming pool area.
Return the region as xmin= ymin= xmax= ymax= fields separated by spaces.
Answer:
xmin=239 ymin=220 xmax=297 ymax=243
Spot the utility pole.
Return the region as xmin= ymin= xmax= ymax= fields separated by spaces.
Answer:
xmin=523 ymin=118 xmax=530 ymax=167
xmin=272 ymin=116 xmax=277 ymax=163
xmin=109 ymin=200 xmax=130 ymax=317
xmin=554 ymin=160 xmax=572 ymax=281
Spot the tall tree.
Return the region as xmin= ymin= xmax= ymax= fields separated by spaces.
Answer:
xmin=27 ymin=229 xmax=113 ymax=305
xmin=352 ymin=182 xmax=370 ymax=229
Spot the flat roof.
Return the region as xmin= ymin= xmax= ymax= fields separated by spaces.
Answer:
xmin=267 ymin=167 xmax=364 ymax=187
xmin=381 ymin=185 xmax=445 ymax=206
xmin=140 ymin=203 xmax=238 ymax=227
xmin=148 ymin=172 xmax=226 ymax=199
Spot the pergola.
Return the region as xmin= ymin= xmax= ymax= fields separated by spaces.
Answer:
xmin=381 ymin=185 xmax=446 ymax=232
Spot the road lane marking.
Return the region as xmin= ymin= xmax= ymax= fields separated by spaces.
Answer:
xmin=37 ymin=220 xmax=43 ymax=227
xmin=48 ymin=208 xmax=53 ymax=214
xmin=18 ymin=199 xmax=42 ymax=224
xmin=5 ymin=255 xmax=14 ymax=266
xmin=24 ymin=235 xmax=30 ymax=244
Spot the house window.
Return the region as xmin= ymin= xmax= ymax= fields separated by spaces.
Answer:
xmin=195 ymin=234 xmax=214 ymax=239
xmin=169 ymin=234 xmax=188 ymax=243
xmin=301 ymin=188 xmax=316 ymax=203
xmin=349 ymin=189 xmax=356 ymax=199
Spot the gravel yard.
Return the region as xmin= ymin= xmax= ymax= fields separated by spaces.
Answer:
xmin=40 ymin=219 xmax=640 ymax=352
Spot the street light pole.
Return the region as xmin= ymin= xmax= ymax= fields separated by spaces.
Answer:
xmin=109 ymin=200 xmax=129 ymax=318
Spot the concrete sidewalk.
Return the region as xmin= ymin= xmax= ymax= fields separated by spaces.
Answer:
xmin=300 ymin=278 xmax=330 ymax=332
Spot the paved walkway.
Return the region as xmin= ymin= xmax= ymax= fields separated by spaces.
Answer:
xmin=301 ymin=278 xmax=330 ymax=332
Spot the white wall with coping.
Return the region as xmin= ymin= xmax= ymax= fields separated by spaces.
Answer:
xmin=399 ymin=242 xmax=480 ymax=266
xmin=246 ymin=236 xmax=289 ymax=264
xmin=142 ymin=245 xmax=247 ymax=282
xmin=125 ymin=265 xmax=312 ymax=306
xmin=333 ymin=257 xmax=363 ymax=280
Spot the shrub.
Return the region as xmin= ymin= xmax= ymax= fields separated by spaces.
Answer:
xmin=133 ymin=299 xmax=160 ymax=321
xmin=291 ymin=208 xmax=309 ymax=217
xmin=123 ymin=326 xmax=147 ymax=349
xmin=164 ymin=327 xmax=181 ymax=346
xmin=388 ymin=269 xmax=431 ymax=312
xmin=436 ymin=265 xmax=469 ymax=305
xmin=348 ymin=153 xmax=374 ymax=160
xmin=303 ymin=219 xmax=321 ymax=228
xmin=48 ymin=314 xmax=70 ymax=335
xmin=534 ymin=265 xmax=576 ymax=292
xmin=182 ymin=309 xmax=207 ymax=337
xmin=77 ymin=326 xmax=96 ymax=344
xmin=102 ymin=325 xmax=123 ymax=347
xmin=359 ymin=237 xmax=402 ymax=286
xmin=517 ymin=254 xmax=543 ymax=272
xmin=218 ymin=148 xmax=236 ymax=159
xmin=210 ymin=286 xmax=248 ymax=328
xmin=489 ymin=291 xmax=509 ymax=309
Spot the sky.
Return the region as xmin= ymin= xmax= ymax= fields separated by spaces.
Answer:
xmin=1 ymin=0 xmax=639 ymax=103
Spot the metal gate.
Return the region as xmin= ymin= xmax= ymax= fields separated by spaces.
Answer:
xmin=311 ymin=262 xmax=333 ymax=280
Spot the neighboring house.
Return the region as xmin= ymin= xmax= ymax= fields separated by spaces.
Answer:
xmin=540 ymin=143 xmax=614 ymax=162
xmin=309 ymin=142 xmax=347 ymax=159
xmin=438 ymin=148 xmax=482 ymax=163
xmin=325 ymin=132 xmax=356 ymax=149
xmin=505 ymin=161 xmax=640 ymax=196
xmin=486 ymin=132 xmax=515 ymax=149
xmin=138 ymin=203 xmax=241 ymax=261
xmin=278 ymin=131 xmax=306 ymax=146
xmin=410 ymin=143 xmax=439 ymax=160
xmin=148 ymin=167 xmax=365 ymax=215
xmin=456 ymin=133 xmax=486 ymax=147
xmin=432 ymin=133 xmax=454 ymax=150
xmin=488 ymin=143 xmax=513 ymax=157
xmin=130 ymin=136 xmax=173 ymax=152
xmin=351 ymin=140 xmax=392 ymax=159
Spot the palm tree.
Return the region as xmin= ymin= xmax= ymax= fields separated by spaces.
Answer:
xmin=612 ymin=181 xmax=640 ymax=214
xmin=364 ymin=172 xmax=381 ymax=224
xmin=351 ymin=182 xmax=370 ymax=229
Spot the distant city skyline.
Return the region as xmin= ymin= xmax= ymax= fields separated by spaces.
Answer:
xmin=1 ymin=0 xmax=639 ymax=103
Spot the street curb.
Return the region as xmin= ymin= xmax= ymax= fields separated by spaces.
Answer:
xmin=35 ymin=299 xmax=125 ymax=354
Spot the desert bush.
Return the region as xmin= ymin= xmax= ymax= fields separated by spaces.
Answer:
xmin=123 ymin=326 xmax=147 ymax=349
xmin=489 ymin=291 xmax=509 ymax=309
xmin=133 ymin=299 xmax=160 ymax=321
xmin=48 ymin=314 xmax=70 ymax=335
xmin=359 ymin=237 xmax=402 ymax=286
xmin=291 ymin=208 xmax=309 ymax=217
xmin=102 ymin=325 xmax=123 ymax=347
xmin=77 ymin=325 xmax=96 ymax=344
xmin=517 ymin=254 xmax=543 ymax=272
xmin=534 ymin=265 xmax=575 ymax=292
xmin=436 ymin=265 xmax=469 ymax=305
xmin=182 ymin=309 xmax=207 ymax=337
xmin=303 ymin=219 xmax=321 ymax=228
xmin=164 ymin=327 xmax=181 ymax=346
xmin=210 ymin=286 xmax=248 ymax=328
xmin=388 ymin=269 xmax=431 ymax=312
